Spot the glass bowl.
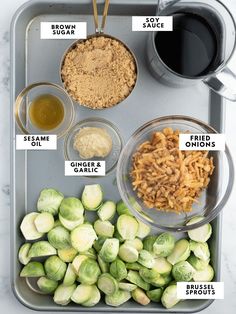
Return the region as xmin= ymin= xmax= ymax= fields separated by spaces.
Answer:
xmin=15 ymin=82 xmax=75 ymax=138
xmin=64 ymin=118 xmax=123 ymax=175
xmin=116 ymin=115 xmax=234 ymax=232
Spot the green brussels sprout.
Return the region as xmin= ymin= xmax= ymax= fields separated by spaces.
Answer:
xmin=110 ymin=258 xmax=127 ymax=281
xmin=167 ymin=239 xmax=190 ymax=265
xmin=37 ymin=188 xmax=64 ymax=216
xmin=59 ymin=214 xmax=84 ymax=231
xmin=193 ymin=264 xmax=214 ymax=282
xmin=126 ymin=270 xmax=150 ymax=291
xmin=138 ymin=250 xmax=155 ymax=268
xmin=105 ymin=289 xmax=131 ymax=307
xmin=153 ymin=233 xmax=175 ymax=257
xmin=71 ymin=284 xmax=93 ymax=304
xmin=53 ymin=219 xmax=62 ymax=227
xmin=37 ymin=277 xmax=58 ymax=294
xmin=118 ymin=282 xmax=137 ymax=291
xmin=82 ymin=285 xmax=101 ymax=307
xmin=132 ymin=287 xmax=150 ymax=305
xmin=152 ymin=257 xmax=172 ymax=275
xmin=82 ymin=184 xmax=103 ymax=211
xmin=53 ymin=284 xmax=76 ymax=305
xmin=117 ymin=214 xmax=138 ymax=240
xmin=143 ymin=235 xmax=157 ymax=253
xmin=34 ymin=212 xmax=54 ymax=233
xmin=126 ymin=262 xmax=144 ymax=271
xmin=93 ymin=236 xmax=107 ymax=253
xmin=83 ymin=248 xmax=97 ymax=260
xmin=58 ymin=247 xmax=78 ymax=263
xmin=48 ymin=226 xmax=71 ymax=250
xmin=98 ymin=201 xmax=116 ymax=221
xmin=188 ymin=254 xmax=210 ymax=271
xmin=147 ymin=288 xmax=163 ymax=303
xmin=20 ymin=212 xmax=44 ymax=240
xmin=139 ymin=268 xmax=160 ymax=284
xmin=99 ymin=238 xmax=119 ymax=263
xmin=161 ymin=284 xmax=180 ymax=309
xmin=187 ymin=216 xmax=212 ymax=243
xmin=18 ymin=243 xmax=31 ymax=265
xmin=59 ymin=197 xmax=84 ymax=221
xmin=71 ymin=224 xmax=97 ymax=252
xmin=72 ymin=255 xmax=88 ymax=275
xmin=118 ymin=244 xmax=139 ymax=263
xmin=63 ymin=263 xmax=77 ymax=286
xmin=28 ymin=241 xmax=57 ymax=258
xmin=190 ymin=241 xmax=210 ymax=261
xmin=20 ymin=261 xmax=45 ymax=277
xmin=78 ymin=258 xmax=101 ymax=285
xmin=116 ymin=201 xmax=132 ymax=216
xmin=136 ymin=220 xmax=151 ymax=239
xmin=98 ymin=255 xmax=109 ymax=273
xmin=94 ymin=220 xmax=114 ymax=237
xmin=172 ymin=261 xmax=195 ymax=282
xmin=113 ymin=229 xmax=125 ymax=242
xmin=125 ymin=238 xmax=143 ymax=251
xmin=45 ymin=256 xmax=67 ymax=281
xmin=98 ymin=273 xmax=119 ymax=295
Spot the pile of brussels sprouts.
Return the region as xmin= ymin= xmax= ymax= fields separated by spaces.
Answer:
xmin=19 ymin=184 xmax=214 ymax=309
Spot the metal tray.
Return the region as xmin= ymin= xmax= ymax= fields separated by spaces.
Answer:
xmin=10 ymin=0 xmax=224 ymax=312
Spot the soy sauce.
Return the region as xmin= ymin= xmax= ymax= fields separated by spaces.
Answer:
xmin=155 ymin=12 xmax=218 ymax=77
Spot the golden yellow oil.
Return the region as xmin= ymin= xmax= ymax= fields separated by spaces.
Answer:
xmin=29 ymin=94 xmax=64 ymax=131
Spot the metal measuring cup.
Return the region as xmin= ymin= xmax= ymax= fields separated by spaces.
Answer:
xmin=60 ymin=0 xmax=138 ymax=109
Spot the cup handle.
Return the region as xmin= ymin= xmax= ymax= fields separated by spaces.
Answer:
xmin=203 ymin=67 xmax=236 ymax=101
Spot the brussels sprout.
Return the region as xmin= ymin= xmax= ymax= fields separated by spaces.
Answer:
xmin=136 ymin=220 xmax=151 ymax=239
xmin=59 ymin=214 xmax=84 ymax=231
xmin=147 ymin=288 xmax=163 ymax=303
xmin=99 ymin=238 xmax=119 ymax=263
xmin=78 ymin=258 xmax=101 ymax=285
xmin=118 ymin=282 xmax=137 ymax=291
xmin=45 ymin=256 xmax=67 ymax=281
xmin=20 ymin=261 xmax=45 ymax=277
xmin=48 ymin=226 xmax=71 ymax=250
xmin=151 ymin=275 xmax=168 ymax=288
xmin=125 ymin=238 xmax=143 ymax=251
xmin=71 ymin=224 xmax=97 ymax=252
xmin=190 ymin=241 xmax=210 ymax=261
xmin=138 ymin=250 xmax=155 ymax=268
xmin=82 ymin=184 xmax=103 ymax=210
xmin=53 ymin=284 xmax=76 ymax=305
xmin=126 ymin=270 xmax=150 ymax=291
xmin=72 ymin=255 xmax=88 ymax=274
xmin=93 ymin=236 xmax=107 ymax=252
xmin=153 ymin=257 xmax=172 ymax=276
xmin=143 ymin=235 xmax=157 ymax=253
xmin=110 ymin=258 xmax=127 ymax=281
xmin=94 ymin=220 xmax=114 ymax=237
xmin=34 ymin=212 xmax=54 ymax=233
xmin=113 ymin=229 xmax=125 ymax=242
xmin=187 ymin=254 xmax=210 ymax=271
xmin=98 ymin=201 xmax=116 ymax=221
xmin=119 ymin=244 xmax=139 ymax=263
xmin=18 ymin=243 xmax=31 ymax=265
xmin=117 ymin=215 xmax=138 ymax=240
xmin=193 ymin=264 xmax=214 ymax=282
xmin=71 ymin=284 xmax=93 ymax=304
xmin=20 ymin=212 xmax=43 ymax=240
xmin=187 ymin=217 xmax=212 ymax=243
xmin=28 ymin=241 xmax=57 ymax=258
xmin=82 ymin=285 xmax=101 ymax=307
xmin=139 ymin=268 xmax=160 ymax=284
xmin=98 ymin=255 xmax=109 ymax=273
xmin=132 ymin=287 xmax=150 ymax=305
xmin=58 ymin=247 xmax=78 ymax=263
xmin=98 ymin=273 xmax=119 ymax=295
xmin=126 ymin=262 xmax=144 ymax=271
xmin=105 ymin=289 xmax=131 ymax=307
xmin=63 ymin=263 xmax=76 ymax=286
xmin=153 ymin=233 xmax=175 ymax=257
xmin=161 ymin=284 xmax=180 ymax=309
xmin=37 ymin=188 xmax=64 ymax=216
xmin=167 ymin=239 xmax=190 ymax=265
xmin=172 ymin=261 xmax=195 ymax=282
xmin=59 ymin=197 xmax=84 ymax=221
xmin=37 ymin=277 xmax=58 ymax=294
xmin=54 ymin=219 xmax=62 ymax=227
xmin=83 ymin=248 xmax=97 ymax=260
xmin=116 ymin=200 xmax=132 ymax=216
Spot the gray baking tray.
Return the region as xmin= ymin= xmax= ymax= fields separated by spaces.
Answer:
xmin=10 ymin=0 xmax=224 ymax=312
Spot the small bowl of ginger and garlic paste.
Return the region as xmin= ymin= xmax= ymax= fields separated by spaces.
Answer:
xmin=60 ymin=0 xmax=138 ymax=110
xmin=64 ymin=118 xmax=123 ymax=175
xmin=116 ymin=115 xmax=234 ymax=232
xmin=15 ymin=82 xmax=75 ymax=138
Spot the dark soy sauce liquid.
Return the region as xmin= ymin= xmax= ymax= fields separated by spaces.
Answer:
xmin=155 ymin=12 xmax=218 ymax=77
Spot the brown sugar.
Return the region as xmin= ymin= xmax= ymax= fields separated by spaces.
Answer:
xmin=61 ymin=36 xmax=137 ymax=109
